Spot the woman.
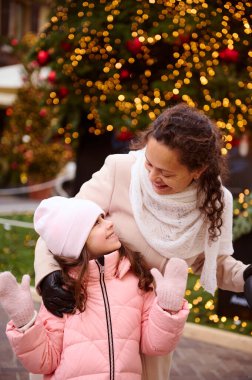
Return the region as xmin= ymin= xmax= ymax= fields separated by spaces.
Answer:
xmin=34 ymin=103 xmax=252 ymax=379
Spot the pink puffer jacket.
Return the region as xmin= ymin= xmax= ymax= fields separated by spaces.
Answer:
xmin=7 ymin=251 xmax=189 ymax=380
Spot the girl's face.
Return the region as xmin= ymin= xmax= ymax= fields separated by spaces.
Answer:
xmin=145 ymin=137 xmax=204 ymax=195
xmin=86 ymin=215 xmax=121 ymax=259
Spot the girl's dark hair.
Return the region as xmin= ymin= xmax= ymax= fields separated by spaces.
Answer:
xmin=130 ymin=103 xmax=228 ymax=241
xmin=54 ymin=249 xmax=90 ymax=313
xmin=54 ymin=246 xmax=153 ymax=313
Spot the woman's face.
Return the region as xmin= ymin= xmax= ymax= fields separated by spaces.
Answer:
xmin=86 ymin=215 xmax=121 ymax=259
xmin=145 ymin=137 xmax=203 ymax=195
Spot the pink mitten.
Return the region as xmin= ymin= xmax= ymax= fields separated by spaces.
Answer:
xmin=0 ymin=272 xmax=35 ymax=328
xmin=151 ymin=258 xmax=188 ymax=312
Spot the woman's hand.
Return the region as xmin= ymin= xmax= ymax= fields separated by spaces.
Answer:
xmin=40 ymin=270 xmax=76 ymax=317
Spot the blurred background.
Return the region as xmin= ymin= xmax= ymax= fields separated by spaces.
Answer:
xmin=0 ymin=0 xmax=252 ymax=337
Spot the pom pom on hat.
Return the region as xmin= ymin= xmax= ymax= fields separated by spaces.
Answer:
xmin=34 ymin=196 xmax=104 ymax=259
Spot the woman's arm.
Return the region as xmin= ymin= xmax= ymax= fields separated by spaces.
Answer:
xmin=216 ymin=255 xmax=247 ymax=292
xmin=215 ymin=187 xmax=247 ymax=292
xmin=75 ymin=154 xmax=116 ymax=211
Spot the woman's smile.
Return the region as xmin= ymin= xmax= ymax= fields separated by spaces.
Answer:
xmin=152 ymin=182 xmax=171 ymax=193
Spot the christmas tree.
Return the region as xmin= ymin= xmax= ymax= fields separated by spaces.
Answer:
xmin=0 ymin=83 xmax=73 ymax=187
xmin=26 ymin=0 xmax=251 ymax=150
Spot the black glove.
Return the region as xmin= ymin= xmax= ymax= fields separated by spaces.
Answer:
xmin=40 ymin=270 xmax=76 ymax=317
xmin=243 ymin=264 xmax=252 ymax=309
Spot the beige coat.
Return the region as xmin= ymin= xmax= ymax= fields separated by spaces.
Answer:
xmin=35 ymin=153 xmax=246 ymax=380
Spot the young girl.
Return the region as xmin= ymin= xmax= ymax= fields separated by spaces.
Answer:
xmin=0 ymin=196 xmax=189 ymax=379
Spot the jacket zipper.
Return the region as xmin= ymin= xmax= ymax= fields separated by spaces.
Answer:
xmin=96 ymin=260 xmax=115 ymax=380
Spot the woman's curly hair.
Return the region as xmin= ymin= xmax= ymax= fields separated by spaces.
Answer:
xmin=131 ymin=103 xmax=228 ymax=242
xmin=54 ymin=246 xmax=153 ymax=313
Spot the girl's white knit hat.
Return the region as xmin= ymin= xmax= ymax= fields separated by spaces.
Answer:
xmin=34 ymin=196 xmax=104 ymax=259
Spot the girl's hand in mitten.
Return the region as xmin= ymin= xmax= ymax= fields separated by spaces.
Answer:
xmin=0 ymin=272 xmax=35 ymax=328
xmin=151 ymin=258 xmax=188 ymax=313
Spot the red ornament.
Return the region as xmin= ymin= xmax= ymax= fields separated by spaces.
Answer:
xmin=37 ymin=50 xmax=50 ymax=66
xmin=126 ymin=38 xmax=142 ymax=55
xmin=231 ymin=137 xmax=240 ymax=147
xmin=171 ymin=94 xmax=181 ymax=101
xmin=10 ymin=38 xmax=18 ymax=46
xmin=219 ymin=48 xmax=239 ymax=63
xmin=11 ymin=162 xmax=18 ymax=170
xmin=61 ymin=41 xmax=72 ymax=52
xmin=39 ymin=108 xmax=47 ymax=118
xmin=48 ymin=70 xmax=57 ymax=84
xmin=120 ymin=69 xmax=131 ymax=80
xmin=58 ymin=87 xmax=69 ymax=98
xmin=179 ymin=34 xmax=190 ymax=44
xmin=116 ymin=130 xmax=134 ymax=141
xmin=5 ymin=107 xmax=13 ymax=117
xmin=174 ymin=34 xmax=190 ymax=46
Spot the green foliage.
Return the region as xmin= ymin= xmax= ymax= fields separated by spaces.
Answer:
xmin=187 ymin=272 xmax=252 ymax=336
xmin=233 ymin=191 xmax=252 ymax=241
xmin=0 ymin=214 xmax=38 ymax=285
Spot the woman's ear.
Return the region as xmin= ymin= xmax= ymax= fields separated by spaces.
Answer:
xmin=194 ymin=166 xmax=208 ymax=180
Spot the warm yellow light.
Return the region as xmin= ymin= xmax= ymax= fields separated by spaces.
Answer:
xmin=200 ymin=76 xmax=208 ymax=85
xmin=145 ymin=70 xmax=152 ymax=77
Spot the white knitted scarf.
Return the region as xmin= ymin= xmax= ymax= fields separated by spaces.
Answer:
xmin=129 ymin=149 xmax=220 ymax=295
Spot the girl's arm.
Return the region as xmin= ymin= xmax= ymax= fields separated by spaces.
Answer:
xmin=141 ymin=258 xmax=189 ymax=355
xmin=140 ymin=294 xmax=189 ymax=356
xmin=6 ymin=303 xmax=65 ymax=374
